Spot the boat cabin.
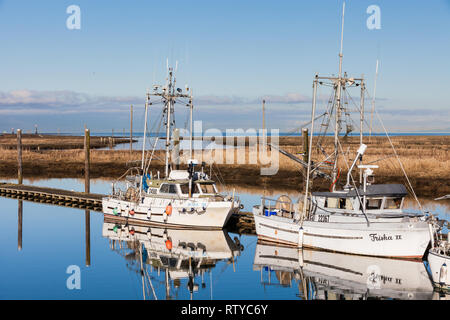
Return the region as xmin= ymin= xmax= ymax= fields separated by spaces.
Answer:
xmin=145 ymin=170 xmax=219 ymax=198
xmin=312 ymin=184 xmax=408 ymax=213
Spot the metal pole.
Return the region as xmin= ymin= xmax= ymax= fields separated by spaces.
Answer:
xmin=141 ymin=93 xmax=149 ymax=171
xmin=130 ymin=104 xmax=133 ymax=158
xmin=262 ymin=99 xmax=266 ymax=131
xmin=302 ymin=76 xmax=318 ymax=221
xmin=165 ymin=70 xmax=173 ymax=177
xmin=332 ymin=1 xmax=346 ymax=192
xmin=369 ymin=59 xmax=379 ymax=140
xmin=359 ymin=78 xmax=365 ymax=184
xmin=84 ymin=128 xmax=90 ymax=194
xmin=17 ymin=129 xmax=22 ymax=185
xmin=189 ymin=90 xmax=193 ymax=160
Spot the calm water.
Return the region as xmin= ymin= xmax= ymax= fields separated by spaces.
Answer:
xmin=1 ymin=178 xmax=449 ymax=300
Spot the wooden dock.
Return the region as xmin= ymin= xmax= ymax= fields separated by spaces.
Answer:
xmin=0 ymin=183 xmax=103 ymax=211
xmin=0 ymin=182 xmax=255 ymax=233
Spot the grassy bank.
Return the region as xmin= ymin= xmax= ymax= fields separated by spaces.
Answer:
xmin=0 ymin=133 xmax=133 ymax=150
xmin=0 ymin=135 xmax=448 ymax=197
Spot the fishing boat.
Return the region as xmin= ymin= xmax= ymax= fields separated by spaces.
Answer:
xmin=252 ymin=2 xmax=440 ymax=259
xmin=253 ymin=242 xmax=434 ymax=300
xmin=103 ymin=217 xmax=242 ymax=300
xmin=427 ymin=237 xmax=449 ymax=292
xmin=102 ymin=66 xmax=242 ymax=229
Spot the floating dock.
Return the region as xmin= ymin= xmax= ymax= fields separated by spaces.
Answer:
xmin=0 ymin=183 xmax=103 ymax=211
xmin=0 ymin=182 xmax=255 ymax=234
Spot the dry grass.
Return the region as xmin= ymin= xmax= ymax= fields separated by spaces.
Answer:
xmin=0 ymin=135 xmax=448 ymax=197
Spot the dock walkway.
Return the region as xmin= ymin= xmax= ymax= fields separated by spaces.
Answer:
xmin=0 ymin=183 xmax=103 ymax=211
xmin=0 ymin=182 xmax=255 ymax=233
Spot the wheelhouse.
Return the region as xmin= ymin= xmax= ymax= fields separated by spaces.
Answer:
xmin=312 ymin=184 xmax=408 ymax=213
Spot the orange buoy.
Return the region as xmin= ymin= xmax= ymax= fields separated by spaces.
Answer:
xmin=129 ymin=209 xmax=135 ymax=216
xmin=165 ymin=239 xmax=172 ymax=250
xmin=129 ymin=228 xmax=135 ymax=235
xmin=165 ymin=204 xmax=172 ymax=216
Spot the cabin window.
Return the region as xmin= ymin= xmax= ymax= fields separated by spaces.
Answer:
xmin=366 ymin=198 xmax=382 ymax=210
xmin=179 ymin=183 xmax=199 ymax=195
xmin=159 ymin=183 xmax=177 ymax=194
xmin=325 ymin=197 xmax=351 ymax=210
xmin=325 ymin=197 xmax=339 ymax=208
xmin=199 ymin=183 xmax=216 ymax=194
xmin=384 ymin=197 xmax=403 ymax=209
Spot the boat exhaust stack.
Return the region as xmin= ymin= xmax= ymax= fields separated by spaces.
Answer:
xmin=344 ymin=144 xmax=367 ymax=190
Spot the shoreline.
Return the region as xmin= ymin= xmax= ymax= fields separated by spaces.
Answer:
xmin=0 ymin=134 xmax=448 ymax=198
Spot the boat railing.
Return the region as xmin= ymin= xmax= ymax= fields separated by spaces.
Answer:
xmin=259 ymin=196 xmax=295 ymax=219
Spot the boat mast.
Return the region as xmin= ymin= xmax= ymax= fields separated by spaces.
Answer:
xmin=164 ymin=68 xmax=174 ymax=177
xmin=332 ymin=1 xmax=346 ymax=192
xmin=301 ymin=75 xmax=319 ymax=222
xmin=141 ymin=90 xmax=150 ymax=172
xmin=189 ymin=89 xmax=193 ymax=160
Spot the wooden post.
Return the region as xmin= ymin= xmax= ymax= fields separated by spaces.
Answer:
xmin=18 ymin=200 xmax=23 ymax=251
xmin=17 ymin=129 xmax=22 ymax=185
xmin=85 ymin=209 xmax=91 ymax=266
xmin=262 ymin=99 xmax=266 ymax=131
xmin=130 ymin=104 xmax=133 ymax=158
xmin=173 ymin=128 xmax=180 ymax=170
xmin=84 ymin=129 xmax=90 ymax=194
xmin=302 ymin=128 xmax=309 ymax=163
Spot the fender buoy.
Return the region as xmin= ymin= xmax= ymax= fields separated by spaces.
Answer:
xmin=165 ymin=239 xmax=173 ymax=250
xmin=129 ymin=209 xmax=135 ymax=216
xmin=165 ymin=204 xmax=172 ymax=216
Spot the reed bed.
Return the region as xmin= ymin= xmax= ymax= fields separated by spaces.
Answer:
xmin=0 ymin=135 xmax=448 ymax=197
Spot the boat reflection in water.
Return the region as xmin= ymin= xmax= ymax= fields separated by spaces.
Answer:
xmin=253 ymin=241 xmax=434 ymax=300
xmin=102 ymin=217 xmax=243 ymax=300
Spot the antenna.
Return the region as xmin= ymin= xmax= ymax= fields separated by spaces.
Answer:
xmin=369 ymin=59 xmax=379 ymax=139
xmin=338 ymin=1 xmax=345 ymax=76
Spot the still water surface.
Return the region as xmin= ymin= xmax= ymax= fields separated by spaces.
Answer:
xmin=1 ymin=178 xmax=448 ymax=300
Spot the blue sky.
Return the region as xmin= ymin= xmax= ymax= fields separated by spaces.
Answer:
xmin=0 ymin=0 xmax=449 ymax=133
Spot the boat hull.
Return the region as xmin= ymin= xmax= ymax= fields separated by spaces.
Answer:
xmin=103 ymin=196 xmax=238 ymax=229
xmin=427 ymin=249 xmax=449 ymax=291
xmin=253 ymin=207 xmax=431 ymax=259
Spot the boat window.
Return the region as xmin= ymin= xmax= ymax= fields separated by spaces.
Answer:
xmin=179 ymin=183 xmax=199 ymax=195
xmin=199 ymin=183 xmax=216 ymax=194
xmin=345 ymin=199 xmax=354 ymax=210
xmin=159 ymin=183 xmax=177 ymax=194
xmin=325 ymin=197 xmax=339 ymax=208
xmin=384 ymin=197 xmax=403 ymax=209
xmin=366 ymin=198 xmax=382 ymax=210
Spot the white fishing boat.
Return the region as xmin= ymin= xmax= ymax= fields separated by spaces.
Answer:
xmin=102 ymin=66 xmax=241 ymax=229
xmin=252 ymin=3 xmax=441 ymax=259
xmin=253 ymin=242 xmax=434 ymax=300
xmin=427 ymin=238 xmax=449 ymax=292
xmin=253 ymin=160 xmax=433 ymax=259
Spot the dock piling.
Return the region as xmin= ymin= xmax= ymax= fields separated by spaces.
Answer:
xmin=17 ymin=129 xmax=22 ymax=185
xmin=84 ymin=129 xmax=90 ymax=194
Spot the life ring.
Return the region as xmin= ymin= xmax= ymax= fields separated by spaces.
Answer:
xmin=165 ymin=239 xmax=173 ymax=250
xmin=165 ymin=204 xmax=172 ymax=216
